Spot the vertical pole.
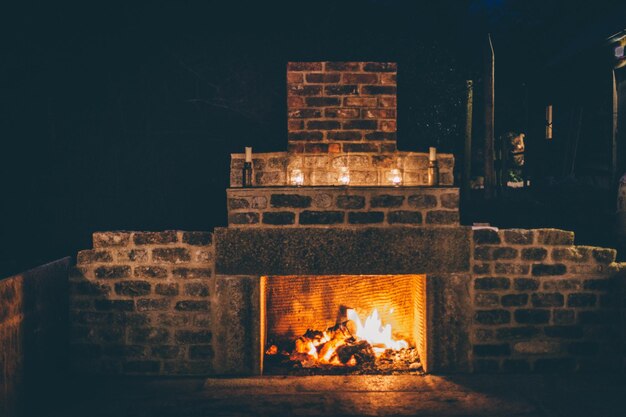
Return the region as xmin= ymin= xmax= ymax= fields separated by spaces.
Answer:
xmin=463 ymin=80 xmax=474 ymax=201
xmin=612 ymin=69 xmax=618 ymax=184
xmin=484 ymin=34 xmax=495 ymax=199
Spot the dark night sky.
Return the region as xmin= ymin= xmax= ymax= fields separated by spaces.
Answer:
xmin=1 ymin=0 xmax=623 ymax=274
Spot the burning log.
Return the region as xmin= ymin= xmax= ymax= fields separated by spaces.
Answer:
xmin=336 ymin=340 xmax=375 ymax=365
xmin=269 ymin=308 xmax=410 ymax=370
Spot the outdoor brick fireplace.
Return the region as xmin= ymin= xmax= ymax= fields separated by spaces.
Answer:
xmin=69 ymin=62 xmax=626 ymax=376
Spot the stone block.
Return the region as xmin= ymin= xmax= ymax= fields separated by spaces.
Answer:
xmin=214 ymin=227 xmax=471 ymax=275
xmin=152 ymin=248 xmax=191 ymax=264
xmin=212 ymin=276 xmax=262 ymax=375
xmin=531 ymin=293 xmax=564 ymax=307
xmin=567 ymin=293 xmax=596 ymax=307
xmin=348 ymin=211 xmax=384 ymax=224
xmin=94 ymin=266 xmax=131 ymax=279
xmin=387 ymin=210 xmax=422 ymax=224
xmin=134 ymin=266 xmax=168 ymax=279
xmin=262 ymin=212 xmax=296 ymax=225
xmin=407 ymin=194 xmax=437 ymax=208
xmin=532 ymin=264 xmax=566 ymax=276
xmin=114 ymin=281 xmax=151 ymax=297
xmin=474 ymin=310 xmax=510 ymax=325
xmin=93 ymin=232 xmax=131 ymax=248
xmin=501 ymin=294 xmax=528 ymax=307
xmin=536 ymin=229 xmax=575 ymax=245
xmin=370 ymin=194 xmax=404 ymax=208
xmin=181 ymin=232 xmax=212 ymax=246
xmin=133 ymin=231 xmax=178 ymax=245
xmin=299 ymin=211 xmax=344 ymax=224
xmin=336 ymin=195 xmax=365 ymax=209
xmin=514 ymin=341 xmax=560 ymax=355
xmin=473 ymin=344 xmax=511 ymax=357
xmin=514 ymin=309 xmax=550 ymax=324
xmin=474 ymin=277 xmax=510 ymax=290
xmin=521 ymin=247 xmax=547 ymax=261
xmin=425 ymin=210 xmax=459 ymax=225
xmin=503 ymin=229 xmax=534 ymax=245
xmin=473 ymin=229 xmax=501 ymax=244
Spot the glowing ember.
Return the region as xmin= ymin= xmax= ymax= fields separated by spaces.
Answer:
xmin=267 ymin=307 xmax=409 ymax=368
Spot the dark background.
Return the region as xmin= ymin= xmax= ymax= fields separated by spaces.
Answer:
xmin=2 ymin=0 xmax=624 ymax=275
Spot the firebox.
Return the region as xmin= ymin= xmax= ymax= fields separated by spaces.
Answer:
xmin=261 ymin=275 xmax=430 ymax=374
xmin=261 ymin=274 xmax=428 ymax=373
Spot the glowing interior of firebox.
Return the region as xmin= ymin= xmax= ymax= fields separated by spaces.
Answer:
xmin=261 ymin=275 xmax=428 ymax=373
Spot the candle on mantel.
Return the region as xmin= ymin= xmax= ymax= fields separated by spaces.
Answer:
xmin=429 ymin=147 xmax=437 ymax=162
xmin=245 ymin=147 xmax=252 ymax=163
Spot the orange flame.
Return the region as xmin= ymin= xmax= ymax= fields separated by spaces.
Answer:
xmin=347 ymin=308 xmax=408 ymax=355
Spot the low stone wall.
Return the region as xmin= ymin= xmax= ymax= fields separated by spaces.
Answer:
xmin=230 ymin=152 xmax=455 ymax=187
xmin=0 ymin=258 xmax=71 ymax=417
xmin=70 ymin=231 xmax=214 ymax=375
xmin=470 ymin=228 xmax=625 ymax=373
xmin=69 ymin=227 xmax=626 ymax=375
xmin=226 ymin=186 xmax=460 ymax=227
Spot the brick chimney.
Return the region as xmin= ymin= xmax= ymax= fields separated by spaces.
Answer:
xmin=287 ymin=62 xmax=397 ymax=154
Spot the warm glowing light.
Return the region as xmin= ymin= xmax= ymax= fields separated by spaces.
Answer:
xmin=290 ymin=169 xmax=304 ymax=186
xmin=388 ymin=168 xmax=402 ymax=186
xmin=347 ymin=308 xmax=408 ymax=354
xmin=338 ymin=167 xmax=350 ymax=185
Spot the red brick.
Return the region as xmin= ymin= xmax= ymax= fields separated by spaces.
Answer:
xmin=362 ymin=109 xmax=395 ymax=119
xmin=288 ymin=62 xmax=323 ymax=71
xmin=325 ymin=62 xmax=361 ymax=71
xmin=378 ymin=96 xmax=397 ymax=107
xmin=328 ymin=143 xmax=341 ymax=153
xmin=363 ymin=62 xmax=397 ymax=72
xmin=287 ymin=84 xmax=322 ymax=96
xmin=305 ymin=97 xmax=340 ymax=107
xmin=288 ymin=109 xmax=322 ymax=118
xmin=380 ymin=120 xmax=397 ymax=132
xmin=380 ymin=73 xmax=397 ymax=84
xmin=325 ymin=108 xmax=360 ymax=118
xmin=287 ymin=96 xmax=305 ymax=108
xmin=344 ymin=97 xmax=377 ymax=107
xmin=304 ymin=143 xmax=329 ymax=153
xmin=287 ymin=72 xmax=304 ymax=83
xmin=288 ymin=131 xmax=324 ymax=141
xmin=306 ymin=120 xmax=341 ymax=129
xmin=327 ymin=131 xmax=362 ymax=141
xmin=288 ymin=120 xmax=304 ymax=130
xmin=305 ymin=73 xmax=340 ymax=83
xmin=342 ymin=73 xmax=378 ymax=84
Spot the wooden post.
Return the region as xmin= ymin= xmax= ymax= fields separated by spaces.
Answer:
xmin=612 ymin=69 xmax=618 ymax=184
xmin=463 ymin=80 xmax=473 ymax=201
xmin=484 ymin=34 xmax=495 ymax=199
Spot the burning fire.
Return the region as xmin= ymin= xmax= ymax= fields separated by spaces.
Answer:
xmin=347 ymin=308 xmax=408 ymax=354
xmin=268 ymin=308 xmax=408 ymax=368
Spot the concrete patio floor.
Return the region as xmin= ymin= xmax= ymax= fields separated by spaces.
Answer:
xmin=42 ymin=374 xmax=626 ymax=417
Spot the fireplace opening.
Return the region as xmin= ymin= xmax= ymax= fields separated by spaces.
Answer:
xmin=260 ymin=275 xmax=430 ymax=375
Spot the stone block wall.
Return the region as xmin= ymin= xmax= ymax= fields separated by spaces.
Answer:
xmin=69 ymin=231 xmax=215 ymax=375
xmin=226 ymin=187 xmax=460 ymax=227
xmin=287 ymin=61 xmax=397 ymax=154
xmin=68 ymin=227 xmax=626 ymax=375
xmin=0 ymin=258 xmax=71 ymax=417
xmin=470 ymin=228 xmax=625 ymax=373
xmin=230 ymin=151 xmax=455 ymax=187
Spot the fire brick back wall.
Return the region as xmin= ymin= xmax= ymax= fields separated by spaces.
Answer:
xmin=287 ymin=62 xmax=397 ymax=154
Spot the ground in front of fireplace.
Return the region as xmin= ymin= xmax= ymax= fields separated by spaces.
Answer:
xmin=39 ymin=374 xmax=626 ymax=417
